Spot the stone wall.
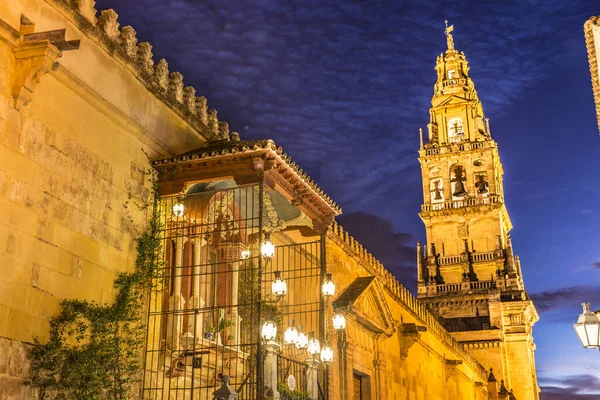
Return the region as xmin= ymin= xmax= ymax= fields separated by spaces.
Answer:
xmin=0 ymin=0 xmax=223 ymax=397
xmin=326 ymin=222 xmax=491 ymax=399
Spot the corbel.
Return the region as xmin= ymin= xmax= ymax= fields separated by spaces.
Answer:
xmin=12 ymin=28 xmax=80 ymax=110
xmin=445 ymin=359 xmax=463 ymax=380
xmin=398 ymin=323 xmax=426 ymax=360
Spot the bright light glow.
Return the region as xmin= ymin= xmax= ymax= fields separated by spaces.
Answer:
xmin=271 ymin=271 xmax=287 ymax=297
xmin=574 ymin=302 xmax=600 ymax=348
xmin=172 ymin=202 xmax=185 ymax=217
xmin=261 ymin=233 xmax=275 ymax=258
xmin=296 ymin=331 xmax=308 ymax=350
xmin=241 ymin=249 xmax=251 ymax=259
xmin=322 ymin=273 xmax=335 ymax=297
xmin=307 ymin=333 xmax=320 ymax=356
xmin=320 ymin=346 xmax=333 ymax=363
xmin=261 ymin=321 xmax=277 ymax=341
xmin=333 ymin=314 xmax=346 ymax=330
xmin=284 ymin=324 xmax=299 ymax=345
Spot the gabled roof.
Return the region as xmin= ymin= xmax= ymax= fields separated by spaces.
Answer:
xmin=333 ymin=276 xmax=396 ymax=336
xmin=152 ymin=138 xmax=342 ymax=220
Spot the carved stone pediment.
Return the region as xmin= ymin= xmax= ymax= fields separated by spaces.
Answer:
xmin=333 ymin=276 xmax=396 ymax=337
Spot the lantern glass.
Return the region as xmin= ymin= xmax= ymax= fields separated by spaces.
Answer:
xmin=333 ymin=313 xmax=346 ymax=330
xmin=261 ymin=233 xmax=275 ymax=258
xmin=284 ymin=325 xmax=299 ymax=345
xmin=296 ymin=331 xmax=308 ymax=349
xmin=172 ymin=202 xmax=185 ymax=217
xmin=241 ymin=249 xmax=251 ymax=260
xmin=321 ymin=346 xmax=334 ymax=363
xmin=322 ymin=273 xmax=335 ymax=297
xmin=261 ymin=321 xmax=277 ymax=341
xmin=271 ymin=271 xmax=287 ymax=297
xmin=574 ymin=302 xmax=600 ymax=348
xmin=307 ymin=334 xmax=320 ymax=356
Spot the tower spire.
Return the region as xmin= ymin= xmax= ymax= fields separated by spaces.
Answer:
xmin=444 ymin=20 xmax=455 ymax=51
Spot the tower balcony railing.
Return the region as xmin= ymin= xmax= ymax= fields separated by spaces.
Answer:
xmin=421 ymin=195 xmax=502 ymax=212
xmin=424 ymin=140 xmax=488 ymax=156
xmin=434 ymin=280 xmax=495 ymax=294
xmin=442 ymin=78 xmax=467 ymax=88
xmin=435 ymin=250 xmax=496 ymax=266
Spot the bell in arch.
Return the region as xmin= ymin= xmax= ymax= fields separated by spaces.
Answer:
xmin=452 ymin=166 xmax=468 ymax=197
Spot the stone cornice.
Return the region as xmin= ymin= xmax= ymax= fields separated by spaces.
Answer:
xmin=585 ymin=16 xmax=600 ymax=132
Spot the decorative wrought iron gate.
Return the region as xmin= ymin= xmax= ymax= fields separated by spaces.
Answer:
xmin=142 ymin=181 xmax=326 ymax=399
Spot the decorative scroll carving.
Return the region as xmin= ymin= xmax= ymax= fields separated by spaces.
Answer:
xmin=12 ymin=29 xmax=80 ymax=110
xmin=397 ymin=323 xmax=426 ymax=360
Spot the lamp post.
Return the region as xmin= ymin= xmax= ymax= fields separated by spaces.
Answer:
xmin=574 ymin=302 xmax=600 ymax=349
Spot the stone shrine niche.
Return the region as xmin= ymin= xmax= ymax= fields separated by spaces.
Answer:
xmin=474 ymin=172 xmax=490 ymax=196
xmin=450 ymin=165 xmax=468 ymax=200
xmin=447 ymin=117 xmax=464 ymax=142
xmin=430 ymin=177 xmax=444 ymax=203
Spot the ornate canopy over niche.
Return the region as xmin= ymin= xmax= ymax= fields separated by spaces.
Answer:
xmin=182 ymin=179 xmax=313 ymax=234
xmin=332 ymin=276 xmax=396 ymax=337
xmin=152 ymin=138 xmax=341 ymax=232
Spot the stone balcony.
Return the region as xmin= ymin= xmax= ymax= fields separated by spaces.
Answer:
xmin=422 ymin=139 xmax=488 ymax=156
xmin=421 ymin=194 xmax=502 ymax=213
xmin=418 ymin=278 xmax=523 ymax=297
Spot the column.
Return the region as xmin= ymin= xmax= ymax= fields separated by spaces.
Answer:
xmin=305 ymin=357 xmax=320 ymax=400
xmin=187 ymin=236 xmax=205 ymax=337
xmin=264 ymin=340 xmax=281 ymax=399
xmin=168 ymin=237 xmax=186 ymax=348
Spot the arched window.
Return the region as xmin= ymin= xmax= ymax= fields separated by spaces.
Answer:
xmin=447 ymin=117 xmax=464 ymax=142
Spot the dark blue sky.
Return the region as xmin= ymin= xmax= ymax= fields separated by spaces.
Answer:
xmin=96 ymin=0 xmax=600 ymax=397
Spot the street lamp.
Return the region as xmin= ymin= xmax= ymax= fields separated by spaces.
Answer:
xmin=322 ymin=273 xmax=335 ymax=298
xmin=333 ymin=313 xmax=346 ymax=330
xmin=261 ymin=232 xmax=275 ymax=259
xmin=320 ymin=345 xmax=333 ymax=363
xmin=172 ymin=201 xmax=185 ymax=217
xmin=271 ymin=271 xmax=287 ymax=297
xmin=284 ymin=321 xmax=299 ymax=345
xmin=240 ymin=248 xmax=251 ymax=259
xmin=307 ymin=332 xmax=320 ymax=356
xmin=261 ymin=321 xmax=277 ymax=341
xmin=574 ymin=302 xmax=600 ymax=348
xmin=296 ymin=327 xmax=308 ymax=350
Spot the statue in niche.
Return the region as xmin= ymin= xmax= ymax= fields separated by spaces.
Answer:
xmin=475 ymin=173 xmax=489 ymax=194
xmin=451 ymin=166 xmax=467 ymax=197
xmin=430 ymin=178 xmax=444 ymax=202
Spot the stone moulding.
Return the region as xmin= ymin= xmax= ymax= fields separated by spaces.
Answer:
xmin=42 ymin=0 xmax=227 ymax=142
xmin=585 ymin=16 xmax=600 ymax=133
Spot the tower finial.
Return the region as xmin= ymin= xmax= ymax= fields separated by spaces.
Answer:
xmin=444 ymin=20 xmax=455 ymax=51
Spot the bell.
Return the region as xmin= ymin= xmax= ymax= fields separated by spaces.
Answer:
xmin=453 ymin=181 xmax=467 ymax=197
xmin=434 ymin=190 xmax=442 ymax=200
xmin=476 ymin=176 xmax=489 ymax=194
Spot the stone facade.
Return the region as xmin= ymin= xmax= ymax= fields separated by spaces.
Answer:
xmin=416 ymin=25 xmax=539 ymax=400
xmin=0 ymin=3 xmax=536 ymax=399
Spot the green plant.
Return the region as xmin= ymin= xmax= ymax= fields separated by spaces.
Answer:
xmin=277 ymin=382 xmax=310 ymax=400
xmin=27 ymin=167 xmax=164 ymax=400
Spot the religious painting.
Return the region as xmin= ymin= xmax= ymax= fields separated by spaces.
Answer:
xmin=447 ymin=117 xmax=464 ymax=142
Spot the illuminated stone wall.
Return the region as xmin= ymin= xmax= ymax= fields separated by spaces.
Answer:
xmin=0 ymin=0 xmax=220 ymax=396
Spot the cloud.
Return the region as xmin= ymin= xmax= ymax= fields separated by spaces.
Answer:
xmin=336 ymin=212 xmax=417 ymax=290
xmin=539 ymin=374 xmax=600 ymax=399
xmin=530 ymin=286 xmax=600 ymax=313
xmin=95 ymin=0 xmax=595 ymax=214
xmin=592 ymin=262 xmax=600 ymax=270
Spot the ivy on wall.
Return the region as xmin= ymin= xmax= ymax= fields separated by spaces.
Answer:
xmin=28 ymin=168 xmax=164 ymax=400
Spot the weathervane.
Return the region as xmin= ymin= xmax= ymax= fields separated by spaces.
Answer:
xmin=444 ymin=19 xmax=455 ymax=50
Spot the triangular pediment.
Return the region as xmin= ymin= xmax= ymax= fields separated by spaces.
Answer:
xmin=332 ymin=276 xmax=396 ymax=336
xmin=431 ymin=94 xmax=470 ymax=108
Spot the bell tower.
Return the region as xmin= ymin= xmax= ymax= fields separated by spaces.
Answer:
xmin=416 ymin=23 xmax=540 ymax=400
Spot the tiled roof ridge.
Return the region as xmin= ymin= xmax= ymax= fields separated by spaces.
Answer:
xmin=328 ymin=220 xmax=488 ymax=379
xmin=585 ymin=16 xmax=600 ymax=133
xmin=151 ymin=138 xmax=342 ymax=214
xmin=47 ymin=0 xmax=232 ymax=141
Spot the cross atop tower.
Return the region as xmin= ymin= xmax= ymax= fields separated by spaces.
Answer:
xmin=444 ymin=20 xmax=455 ymax=51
